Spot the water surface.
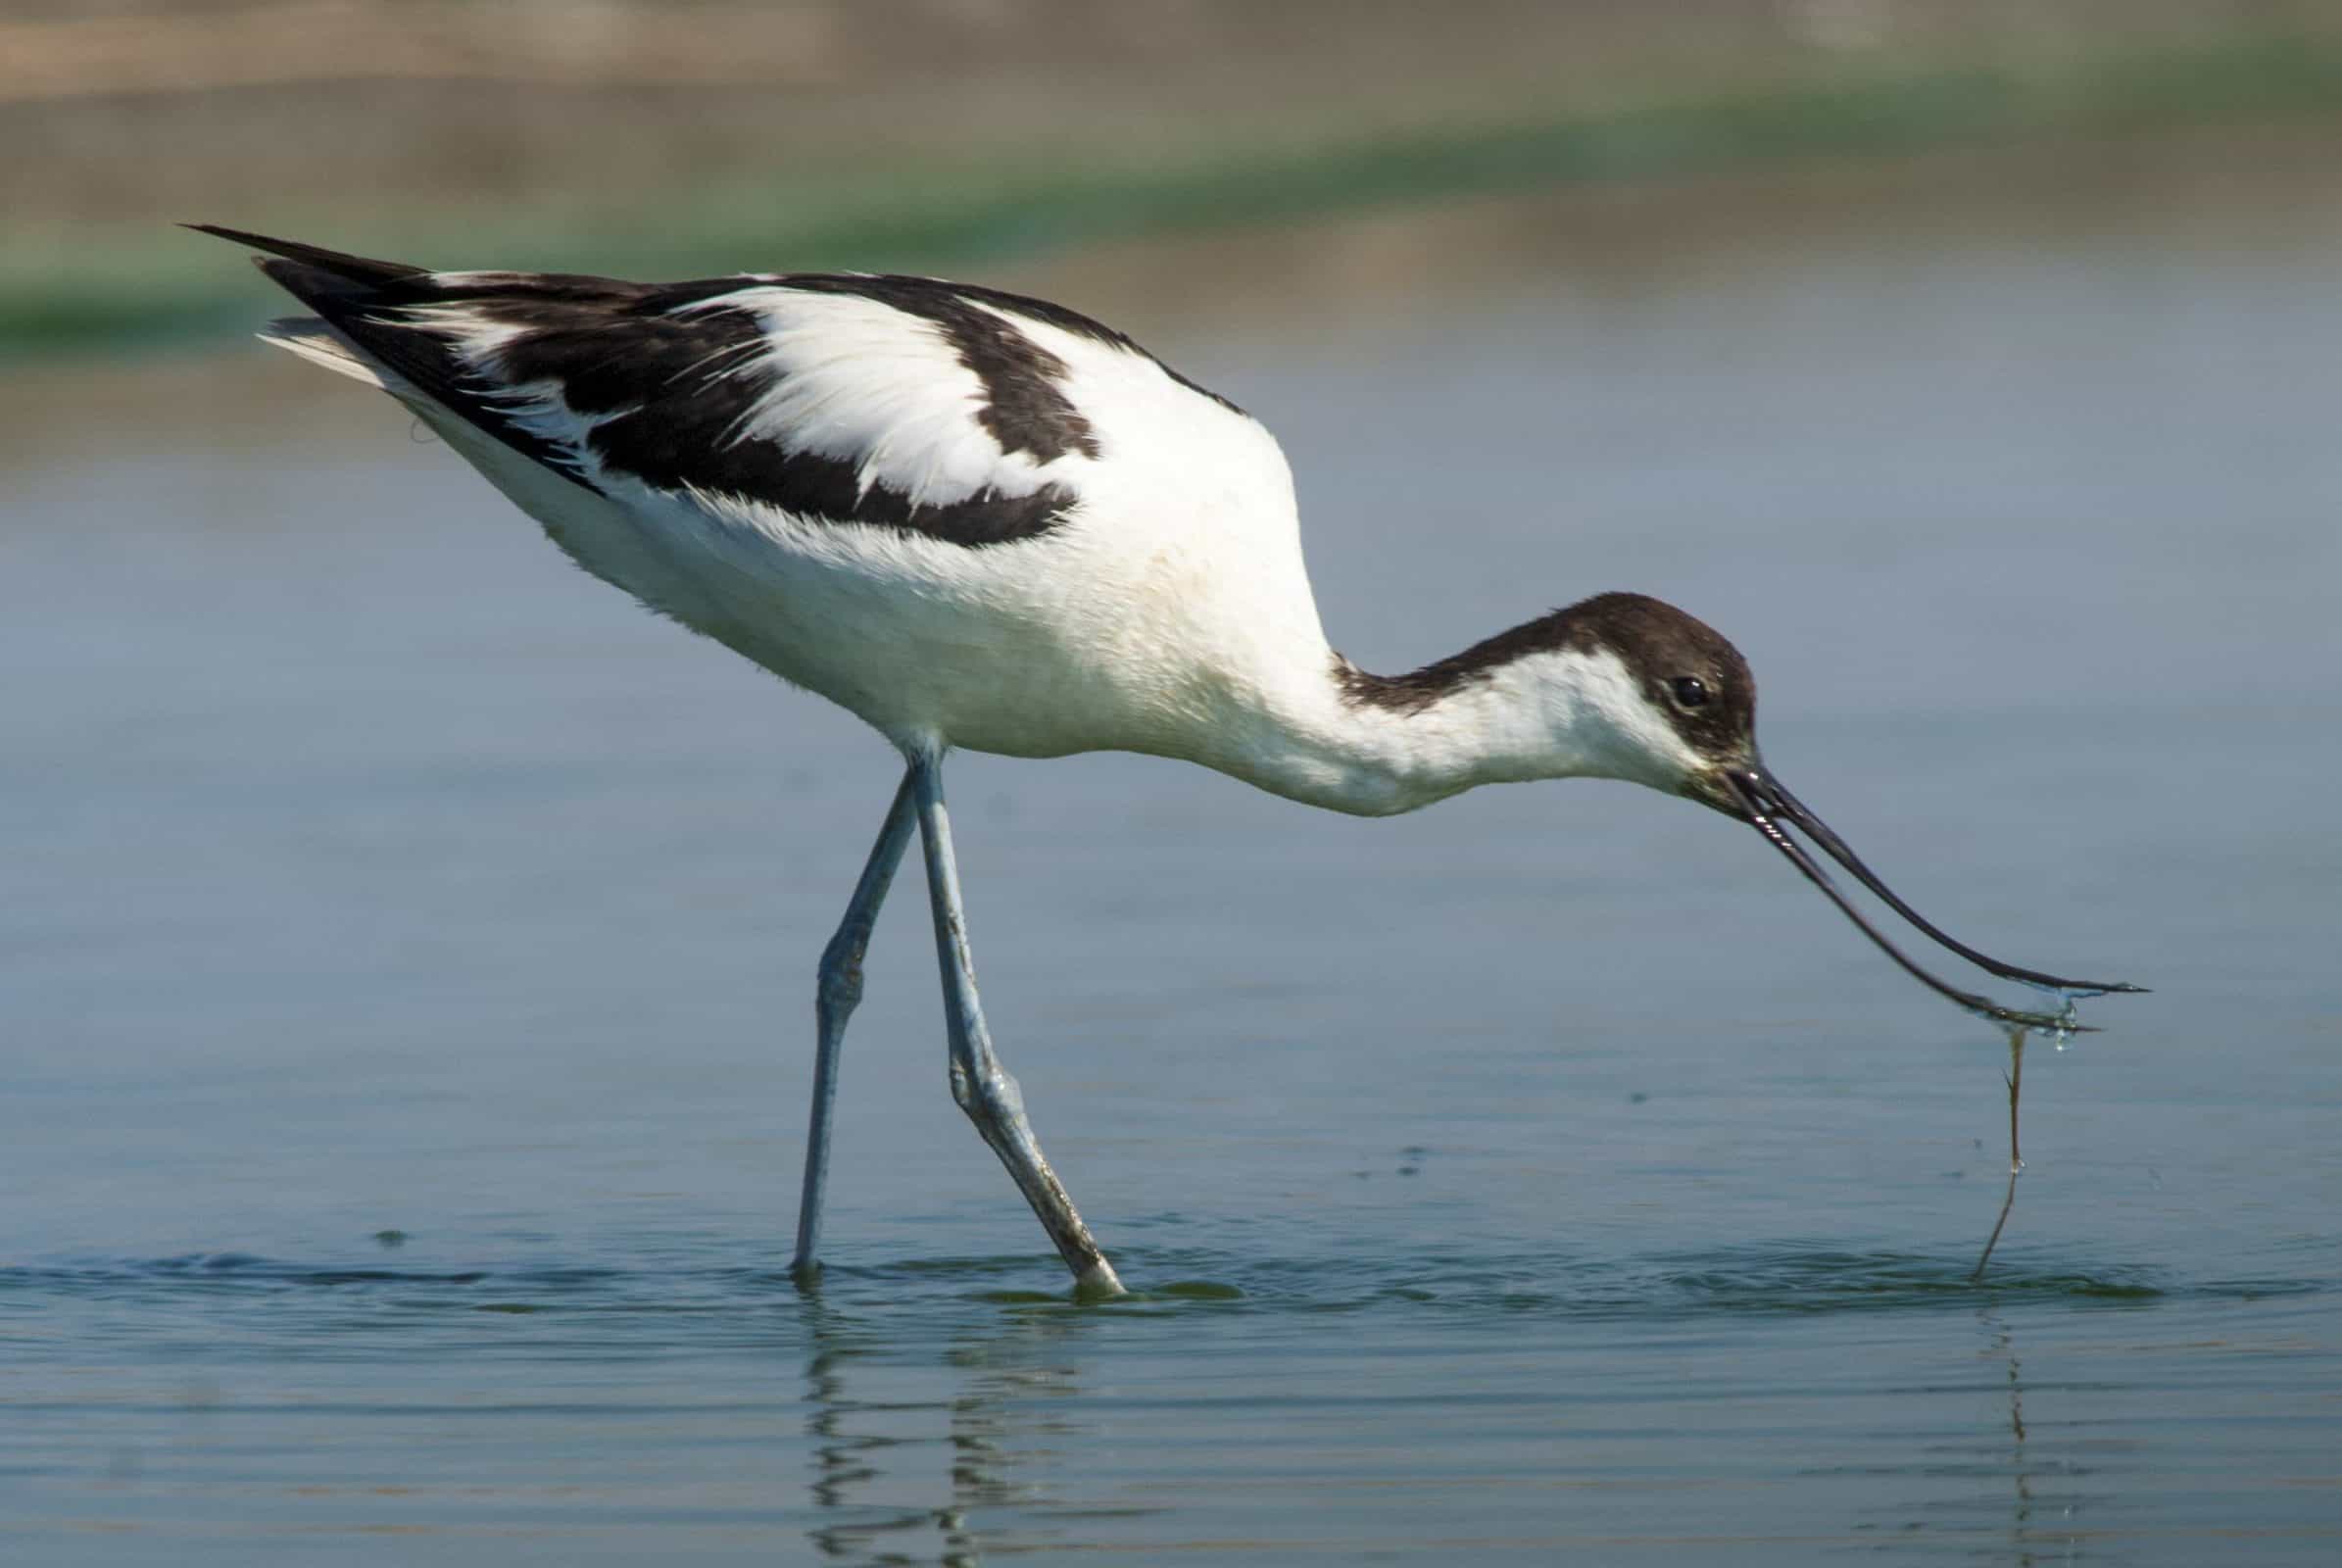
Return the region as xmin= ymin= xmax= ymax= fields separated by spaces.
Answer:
xmin=4 ymin=136 xmax=2339 ymax=1561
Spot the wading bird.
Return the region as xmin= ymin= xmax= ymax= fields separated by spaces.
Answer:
xmin=200 ymin=225 xmax=2140 ymax=1296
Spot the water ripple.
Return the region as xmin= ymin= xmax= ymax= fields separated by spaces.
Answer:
xmin=3 ymin=1241 xmax=2319 ymax=1348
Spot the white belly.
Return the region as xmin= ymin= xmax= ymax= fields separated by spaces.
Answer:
xmin=427 ymin=410 xmax=1327 ymax=761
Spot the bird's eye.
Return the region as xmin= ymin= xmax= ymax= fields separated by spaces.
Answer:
xmin=1670 ymin=676 xmax=1711 ymax=710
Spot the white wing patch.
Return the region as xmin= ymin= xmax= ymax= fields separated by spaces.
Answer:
xmin=686 ymin=287 xmax=1083 ymax=512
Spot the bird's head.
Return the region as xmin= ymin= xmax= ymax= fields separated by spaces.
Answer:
xmin=1529 ymin=593 xmax=2143 ymax=1030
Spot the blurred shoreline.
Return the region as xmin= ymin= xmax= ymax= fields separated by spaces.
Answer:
xmin=8 ymin=1 xmax=2342 ymax=360
xmin=8 ymin=112 xmax=2334 ymax=462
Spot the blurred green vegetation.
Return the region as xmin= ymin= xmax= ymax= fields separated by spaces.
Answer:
xmin=8 ymin=12 xmax=2342 ymax=360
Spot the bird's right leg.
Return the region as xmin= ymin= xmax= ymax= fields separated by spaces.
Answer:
xmin=909 ymin=756 xmax=1125 ymax=1297
xmin=791 ymin=769 xmax=919 ymax=1279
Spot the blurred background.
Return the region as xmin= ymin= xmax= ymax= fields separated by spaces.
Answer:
xmin=9 ymin=0 xmax=2342 ymax=351
xmin=6 ymin=3 xmax=2341 ymax=1562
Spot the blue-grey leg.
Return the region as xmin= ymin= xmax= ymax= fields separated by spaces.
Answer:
xmin=910 ymin=757 xmax=1125 ymax=1297
xmin=791 ymin=769 xmax=919 ymax=1278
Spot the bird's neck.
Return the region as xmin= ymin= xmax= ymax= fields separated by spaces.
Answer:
xmin=1194 ymin=637 xmax=1641 ymax=817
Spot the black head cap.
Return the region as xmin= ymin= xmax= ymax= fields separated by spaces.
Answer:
xmin=1557 ymin=592 xmax=1757 ymax=770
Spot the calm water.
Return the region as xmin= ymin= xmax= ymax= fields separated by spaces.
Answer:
xmin=5 ymin=140 xmax=2340 ymax=1561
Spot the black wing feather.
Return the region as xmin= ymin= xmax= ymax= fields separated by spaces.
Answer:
xmin=197 ymin=225 xmax=1140 ymax=546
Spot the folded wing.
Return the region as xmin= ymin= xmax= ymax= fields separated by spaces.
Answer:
xmin=196 ymin=223 xmax=1255 ymax=550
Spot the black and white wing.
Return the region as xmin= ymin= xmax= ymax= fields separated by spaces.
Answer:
xmin=195 ymin=224 xmax=1276 ymax=552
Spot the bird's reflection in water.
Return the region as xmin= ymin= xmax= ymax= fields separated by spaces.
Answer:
xmin=798 ymin=1280 xmax=1133 ymax=1565
xmin=1980 ymin=1307 xmax=2073 ymax=1568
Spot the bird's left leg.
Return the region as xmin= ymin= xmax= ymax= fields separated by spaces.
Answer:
xmin=909 ymin=755 xmax=1125 ymax=1297
xmin=791 ymin=770 xmax=919 ymax=1278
